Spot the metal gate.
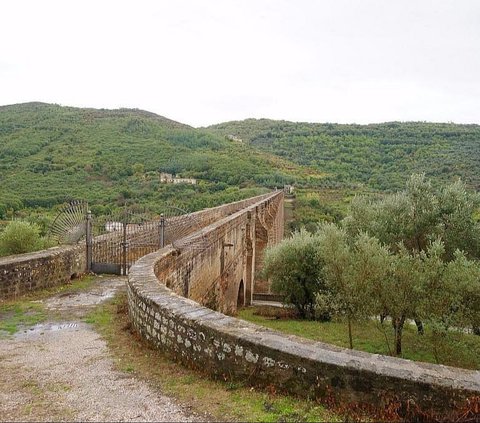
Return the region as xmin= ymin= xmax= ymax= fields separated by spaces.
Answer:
xmin=87 ymin=205 xmax=207 ymax=275
xmin=88 ymin=208 xmax=164 ymax=275
xmin=49 ymin=201 xmax=207 ymax=276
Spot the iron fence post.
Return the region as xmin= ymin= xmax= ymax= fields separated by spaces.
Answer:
xmin=160 ymin=213 xmax=165 ymax=248
xmin=122 ymin=221 xmax=128 ymax=275
xmin=86 ymin=210 xmax=92 ymax=272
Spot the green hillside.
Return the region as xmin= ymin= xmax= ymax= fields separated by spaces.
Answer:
xmin=3 ymin=103 xmax=480 ymax=232
xmin=207 ymin=119 xmax=480 ymax=192
xmin=0 ymin=103 xmax=308 ymax=219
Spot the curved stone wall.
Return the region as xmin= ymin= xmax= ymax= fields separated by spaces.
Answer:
xmin=127 ymin=192 xmax=480 ymax=417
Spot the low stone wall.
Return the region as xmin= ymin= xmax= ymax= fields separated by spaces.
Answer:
xmin=0 ymin=244 xmax=86 ymax=299
xmin=128 ymin=194 xmax=480 ymax=418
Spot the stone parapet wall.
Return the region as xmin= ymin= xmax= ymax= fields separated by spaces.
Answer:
xmin=188 ymin=191 xmax=273 ymax=229
xmin=155 ymin=207 xmax=250 ymax=314
xmin=0 ymin=244 xmax=86 ymax=299
xmin=127 ymin=191 xmax=480 ymax=417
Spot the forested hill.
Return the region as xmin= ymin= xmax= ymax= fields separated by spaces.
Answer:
xmin=207 ymin=119 xmax=480 ymax=191
xmin=0 ymin=103 xmax=306 ymax=218
xmin=3 ymin=103 xmax=480 ymax=221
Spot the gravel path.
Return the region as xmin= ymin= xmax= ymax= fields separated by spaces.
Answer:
xmin=0 ymin=277 xmax=202 ymax=422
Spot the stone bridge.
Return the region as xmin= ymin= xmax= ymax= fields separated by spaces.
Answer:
xmin=127 ymin=191 xmax=480 ymax=418
xmin=153 ymin=190 xmax=285 ymax=314
xmin=0 ymin=191 xmax=283 ymax=301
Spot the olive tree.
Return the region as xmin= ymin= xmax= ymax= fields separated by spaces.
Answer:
xmin=344 ymin=174 xmax=480 ymax=259
xmin=262 ymin=229 xmax=325 ymax=319
xmin=375 ymin=240 xmax=480 ymax=356
xmin=437 ymin=180 xmax=480 ymax=260
xmin=343 ymin=174 xmax=480 ymax=335
xmin=316 ymin=222 xmax=480 ymax=356
xmin=423 ymin=247 xmax=480 ymax=351
xmin=316 ymin=223 xmax=390 ymax=349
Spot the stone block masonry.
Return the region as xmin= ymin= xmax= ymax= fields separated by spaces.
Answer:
xmin=128 ymin=191 xmax=480 ymax=418
xmin=0 ymin=244 xmax=86 ymax=299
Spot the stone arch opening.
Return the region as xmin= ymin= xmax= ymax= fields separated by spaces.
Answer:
xmin=237 ymin=279 xmax=245 ymax=308
xmin=254 ymin=222 xmax=269 ymax=294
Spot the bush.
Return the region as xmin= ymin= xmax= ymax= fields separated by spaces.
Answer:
xmin=262 ymin=229 xmax=327 ymax=319
xmin=0 ymin=220 xmax=44 ymax=256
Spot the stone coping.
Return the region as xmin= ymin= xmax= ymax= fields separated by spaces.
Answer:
xmin=0 ymin=244 xmax=82 ymax=266
xmin=130 ymin=248 xmax=480 ymax=393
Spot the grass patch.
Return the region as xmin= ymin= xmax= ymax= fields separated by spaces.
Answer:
xmin=0 ymin=301 xmax=46 ymax=335
xmin=238 ymin=307 xmax=480 ymax=370
xmin=84 ymin=303 xmax=112 ymax=326
xmin=85 ymin=293 xmax=342 ymax=422
xmin=0 ymin=274 xmax=97 ymax=335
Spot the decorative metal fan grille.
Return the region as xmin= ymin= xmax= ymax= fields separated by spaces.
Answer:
xmin=48 ymin=200 xmax=88 ymax=245
xmin=49 ymin=201 xmax=210 ymax=274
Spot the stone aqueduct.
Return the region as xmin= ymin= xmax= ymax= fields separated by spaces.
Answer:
xmin=139 ymin=190 xmax=285 ymax=315
xmin=1 ymin=191 xmax=479 ymax=417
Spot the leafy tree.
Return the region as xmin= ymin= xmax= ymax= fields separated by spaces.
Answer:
xmin=131 ymin=162 xmax=145 ymax=176
xmin=343 ymin=174 xmax=480 ymax=335
xmin=370 ymin=239 xmax=480 ymax=356
xmin=262 ymin=229 xmax=325 ymax=319
xmin=422 ymin=248 xmax=480 ymax=355
xmin=316 ymin=223 xmax=390 ymax=349
xmin=344 ymin=174 xmax=480 ymax=259
xmin=378 ymin=244 xmax=435 ymax=355
xmin=437 ymin=180 xmax=480 ymax=260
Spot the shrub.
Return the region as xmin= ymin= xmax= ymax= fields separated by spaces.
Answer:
xmin=0 ymin=220 xmax=44 ymax=256
xmin=262 ymin=229 xmax=326 ymax=319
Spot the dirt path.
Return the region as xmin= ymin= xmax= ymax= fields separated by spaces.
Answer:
xmin=0 ymin=276 xmax=202 ymax=422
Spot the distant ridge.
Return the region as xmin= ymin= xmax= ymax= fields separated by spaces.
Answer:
xmin=208 ymin=118 xmax=480 ymax=191
xmin=0 ymin=102 xmax=303 ymax=217
xmin=2 ymin=100 xmax=480 ymax=218
xmin=0 ymin=102 xmax=191 ymax=130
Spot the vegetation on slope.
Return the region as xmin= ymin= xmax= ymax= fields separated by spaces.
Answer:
xmin=3 ymin=103 xmax=480 ymax=237
xmin=0 ymin=103 xmax=310 ymax=220
xmin=208 ymin=118 xmax=480 ymax=192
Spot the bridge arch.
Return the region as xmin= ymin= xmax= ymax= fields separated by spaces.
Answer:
xmin=237 ymin=279 xmax=245 ymax=308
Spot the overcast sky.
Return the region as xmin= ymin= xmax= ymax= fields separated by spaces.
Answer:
xmin=1 ymin=0 xmax=479 ymax=127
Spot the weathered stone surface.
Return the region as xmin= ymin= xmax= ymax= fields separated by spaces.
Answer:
xmin=0 ymin=244 xmax=86 ymax=299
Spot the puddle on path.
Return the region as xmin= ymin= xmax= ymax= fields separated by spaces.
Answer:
xmin=43 ymin=277 xmax=126 ymax=313
xmin=15 ymin=321 xmax=87 ymax=338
